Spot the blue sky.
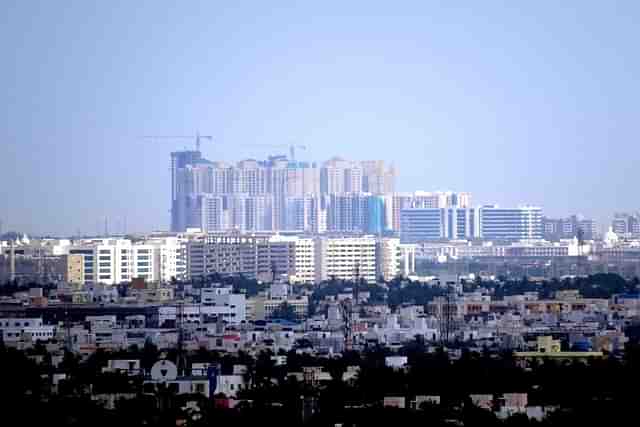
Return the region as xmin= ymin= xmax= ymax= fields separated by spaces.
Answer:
xmin=1 ymin=1 xmax=639 ymax=235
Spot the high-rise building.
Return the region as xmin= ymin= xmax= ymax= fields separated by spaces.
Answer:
xmin=478 ymin=206 xmax=542 ymax=241
xmin=412 ymin=191 xmax=471 ymax=208
xmin=246 ymin=195 xmax=274 ymax=231
xmin=196 ymin=195 xmax=225 ymax=233
xmin=327 ymin=193 xmax=369 ymax=233
xmin=284 ymin=195 xmax=317 ymax=232
xmin=169 ymin=151 xmax=439 ymax=235
xmin=360 ymin=160 xmax=396 ymax=194
xmin=320 ymin=157 xmax=363 ymax=194
xmin=399 ymin=208 xmax=447 ymax=242
xmin=389 ymin=193 xmax=414 ymax=232
xmin=366 ymin=195 xmax=386 ymax=235
xmin=285 ymin=162 xmax=321 ymax=197
xmin=171 ymin=151 xmax=203 ymax=232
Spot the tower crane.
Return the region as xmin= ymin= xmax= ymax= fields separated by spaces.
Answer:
xmin=242 ymin=144 xmax=307 ymax=160
xmin=143 ymin=133 xmax=214 ymax=152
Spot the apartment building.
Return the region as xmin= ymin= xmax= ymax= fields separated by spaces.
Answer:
xmin=314 ymin=237 xmax=377 ymax=283
xmin=66 ymin=237 xmax=186 ymax=286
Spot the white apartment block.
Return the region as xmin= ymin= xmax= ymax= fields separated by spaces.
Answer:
xmin=0 ymin=318 xmax=55 ymax=344
xmin=67 ymin=237 xmax=187 ymax=286
xmin=314 ymin=237 xmax=377 ymax=283
xmin=376 ymin=238 xmax=416 ymax=281
xmin=201 ymin=287 xmax=247 ymax=324
xmin=186 ymin=234 xmax=409 ymax=285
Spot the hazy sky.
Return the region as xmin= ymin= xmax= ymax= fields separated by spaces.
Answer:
xmin=1 ymin=1 xmax=639 ymax=236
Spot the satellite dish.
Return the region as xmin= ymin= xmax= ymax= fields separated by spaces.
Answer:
xmin=150 ymin=359 xmax=178 ymax=381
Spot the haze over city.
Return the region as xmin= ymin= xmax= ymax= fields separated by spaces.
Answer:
xmin=5 ymin=3 xmax=640 ymax=426
xmin=2 ymin=1 xmax=639 ymax=235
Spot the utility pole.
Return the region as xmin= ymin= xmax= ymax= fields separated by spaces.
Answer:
xmin=176 ymin=301 xmax=187 ymax=376
xmin=64 ymin=302 xmax=73 ymax=352
xmin=9 ymin=239 xmax=15 ymax=283
xmin=438 ymin=281 xmax=455 ymax=346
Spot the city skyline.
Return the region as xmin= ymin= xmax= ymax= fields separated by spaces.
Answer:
xmin=2 ymin=3 xmax=640 ymax=423
xmin=0 ymin=148 xmax=623 ymax=237
xmin=2 ymin=1 xmax=640 ymax=235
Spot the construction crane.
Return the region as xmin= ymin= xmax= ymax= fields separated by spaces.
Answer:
xmin=143 ymin=133 xmax=214 ymax=152
xmin=242 ymin=144 xmax=307 ymax=161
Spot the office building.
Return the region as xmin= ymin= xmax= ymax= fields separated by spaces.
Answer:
xmin=612 ymin=213 xmax=640 ymax=236
xmin=478 ymin=206 xmax=543 ymax=241
xmin=67 ymin=237 xmax=187 ymax=286
xmin=543 ymin=215 xmax=597 ymax=241
xmin=400 ymin=208 xmax=447 ymax=242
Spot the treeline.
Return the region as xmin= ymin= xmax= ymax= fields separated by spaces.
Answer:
xmin=472 ymin=273 xmax=639 ymax=300
xmin=5 ymin=336 xmax=640 ymax=426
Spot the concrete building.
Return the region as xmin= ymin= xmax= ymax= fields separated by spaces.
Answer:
xmin=478 ymin=206 xmax=543 ymax=241
xmin=186 ymin=234 xmax=270 ymax=280
xmin=65 ymin=254 xmax=84 ymax=286
xmin=314 ymin=237 xmax=377 ymax=283
xmin=612 ymin=212 xmax=640 ymax=237
xmin=326 ymin=193 xmax=385 ymax=234
xmin=543 ymin=215 xmax=597 ymax=241
xmin=360 ymin=160 xmax=396 ymax=194
xmin=67 ymin=237 xmax=186 ymax=286
xmin=400 ymin=208 xmax=446 ymax=242
xmin=200 ymin=287 xmax=247 ymax=324
xmin=376 ymin=238 xmax=411 ymax=281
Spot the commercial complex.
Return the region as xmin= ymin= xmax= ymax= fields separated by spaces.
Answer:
xmin=399 ymin=205 xmax=542 ymax=242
